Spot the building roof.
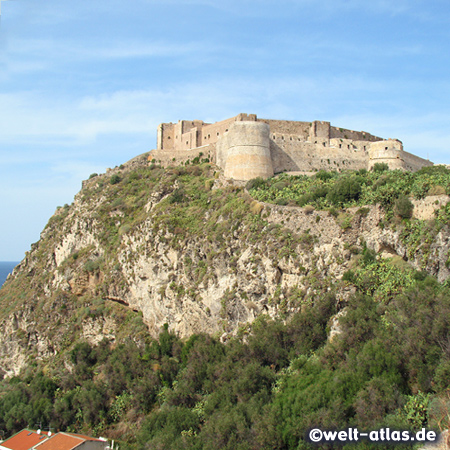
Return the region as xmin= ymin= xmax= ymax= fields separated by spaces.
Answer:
xmin=0 ymin=430 xmax=49 ymax=450
xmin=34 ymin=432 xmax=103 ymax=450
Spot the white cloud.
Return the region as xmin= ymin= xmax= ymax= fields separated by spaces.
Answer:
xmin=7 ymin=37 xmax=206 ymax=62
xmin=0 ymin=73 xmax=448 ymax=168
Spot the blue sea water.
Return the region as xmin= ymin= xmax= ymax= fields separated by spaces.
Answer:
xmin=0 ymin=261 xmax=19 ymax=287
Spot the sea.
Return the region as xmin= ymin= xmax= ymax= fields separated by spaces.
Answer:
xmin=0 ymin=261 xmax=20 ymax=288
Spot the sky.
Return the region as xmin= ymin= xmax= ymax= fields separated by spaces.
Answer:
xmin=0 ymin=0 xmax=449 ymax=261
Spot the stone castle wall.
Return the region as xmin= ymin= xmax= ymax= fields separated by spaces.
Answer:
xmin=151 ymin=113 xmax=433 ymax=180
xmin=218 ymin=121 xmax=273 ymax=180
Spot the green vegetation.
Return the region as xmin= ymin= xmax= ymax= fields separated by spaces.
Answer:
xmin=1 ymin=280 xmax=450 ymax=449
xmin=1 ymin=160 xmax=450 ymax=448
xmin=249 ymin=165 xmax=450 ymax=212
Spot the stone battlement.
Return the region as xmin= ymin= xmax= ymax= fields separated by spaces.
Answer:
xmin=150 ymin=113 xmax=433 ymax=180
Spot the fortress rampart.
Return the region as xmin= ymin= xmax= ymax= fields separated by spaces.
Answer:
xmin=218 ymin=121 xmax=273 ymax=180
xmin=150 ymin=113 xmax=433 ymax=180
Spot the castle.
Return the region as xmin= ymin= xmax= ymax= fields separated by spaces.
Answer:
xmin=148 ymin=113 xmax=433 ymax=180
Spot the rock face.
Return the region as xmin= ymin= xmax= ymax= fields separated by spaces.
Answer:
xmin=0 ymin=156 xmax=449 ymax=376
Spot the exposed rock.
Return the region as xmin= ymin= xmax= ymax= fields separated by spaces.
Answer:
xmin=1 ymin=158 xmax=449 ymax=376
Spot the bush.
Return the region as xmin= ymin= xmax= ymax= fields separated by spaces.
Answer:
xmin=356 ymin=207 xmax=370 ymax=216
xmin=394 ymin=195 xmax=413 ymax=219
xmin=110 ymin=174 xmax=121 ymax=185
xmin=84 ymin=258 xmax=103 ymax=273
xmin=316 ymin=170 xmax=334 ymax=181
xmin=342 ymin=270 xmax=356 ymax=283
xmin=169 ymin=188 xmax=186 ymax=203
xmin=246 ymin=177 xmax=267 ymax=191
xmin=275 ymin=198 xmax=289 ymax=206
xmin=328 ymin=207 xmax=339 ymax=217
xmin=327 ymin=177 xmax=362 ymax=205
xmin=250 ymin=200 xmax=264 ymax=215
xmin=311 ymin=186 xmax=329 ymax=200
xmin=372 ymin=163 xmax=389 ymax=173
xmin=272 ymin=181 xmax=289 ymax=191
xmin=428 ymin=185 xmax=446 ymax=196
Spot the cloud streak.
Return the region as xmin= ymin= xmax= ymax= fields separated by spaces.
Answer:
xmin=0 ymin=73 xmax=445 ymax=150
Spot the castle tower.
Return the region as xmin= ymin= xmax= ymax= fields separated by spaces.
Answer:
xmin=368 ymin=139 xmax=405 ymax=170
xmin=217 ymin=121 xmax=273 ymax=181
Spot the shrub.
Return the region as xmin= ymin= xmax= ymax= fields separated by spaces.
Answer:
xmin=428 ymin=185 xmax=446 ymax=196
xmin=84 ymin=258 xmax=103 ymax=273
xmin=337 ymin=213 xmax=353 ymax=229
xmin=169 ymin=189 xmax=186 ymax=203
xmin=395 ymin=195 xmax=413 ymax=219
xmin=372 ymin=163 xmax=389 ymax=173
xmin=272 ymin=181 xmax=289 ymax=190
xmin=250 ymin=200 xmax=264 ymax=215
xmin=205 ymin=179 xmax=214 ymax=191
xmin=296 ymin=194 xmax=313 ymax=207
xmin=110 ymin=174 xmax=121 ymax=185
xmin=275 ymin=198 xmax=289 ymax=206
xmin=311 ymin=186 xmax=329 ymax=200
xmin=315 ymin=170 xmax=333 ymax=181
xmin=89 ymin=173 xmax=98 ymax=179
xmin=246 ymin=177 xmax=267 ymax=191
xmin=413 ymin=270 xmax=428 ymax=281
xmin=327 ymin=177 xmax=362 ymax=205
xmin=328 ymin=207 xmax=339 ymax=217
xmin=356 ymin=207 xmax=370 ymax=216
xmin=342 ymin=270 xmax=355 ymax=283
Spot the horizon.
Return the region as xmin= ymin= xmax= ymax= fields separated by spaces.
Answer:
xmin=1 ymin=0 xmax=450 ymax=260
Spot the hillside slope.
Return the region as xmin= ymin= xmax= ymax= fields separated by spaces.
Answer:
xmin=1 ymin=157 xmax=450 ymax=377
xmin=2 ymin=157 xmax=450 ymax=448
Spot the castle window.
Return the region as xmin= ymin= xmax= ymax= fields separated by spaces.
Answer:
xmin=273 ymin=135 xmax=276 ymax=139
xmin=290 ymin=137 xmax=292 ymax=141
xmin=323 ymin=142 xmax=326 ymax=147
xmin=186 ymin=141 xmax=189 ymax=145
xmin=385 ymin=147 xmax=388 ymax=150
xmin=347 ymin=145 xmax=350 ymax=149
xmin=217 ymin=132 xmax=219 ymax=136
xmin=208 ymin=134 xmax=210 ymax=139
xmin=168 ymin=136 xmax=171 ymax=139
xmin=339 ymin=144 xmax=342 ymax=148
xmin=315 ymin=141 xmax=317 ymax=144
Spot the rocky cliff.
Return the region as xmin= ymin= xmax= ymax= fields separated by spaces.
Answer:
xmin=1 ymin=154 xmax=449 ymax=377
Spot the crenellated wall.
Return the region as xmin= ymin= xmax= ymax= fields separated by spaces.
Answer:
xmin=150 ymin=114 xmax=433 ymax=180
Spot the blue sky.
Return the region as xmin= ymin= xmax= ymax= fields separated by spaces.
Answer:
xmin=0 ymin=0 xmax=449 ymax=261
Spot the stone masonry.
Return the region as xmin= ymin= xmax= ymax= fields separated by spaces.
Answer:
xmin=148 ymin=113 xmax=433 ymax=181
